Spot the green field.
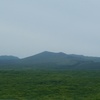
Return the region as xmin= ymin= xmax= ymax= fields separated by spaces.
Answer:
xmin=0 ymin=69 xmax=100 ymax=100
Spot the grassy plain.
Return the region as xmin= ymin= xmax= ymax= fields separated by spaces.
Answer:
xmin=0 ymin=69 xmax=100 ymax=100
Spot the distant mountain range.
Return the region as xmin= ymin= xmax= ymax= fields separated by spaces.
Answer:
xmin=0 ymin=51 xmax=100 ymax=70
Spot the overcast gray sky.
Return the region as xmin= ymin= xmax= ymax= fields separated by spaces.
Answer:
xmin=0 ymin=0 xmax=100 ymax=58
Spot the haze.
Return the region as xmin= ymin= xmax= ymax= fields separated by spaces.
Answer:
xmin=0 ymin=0 xmax=100 ymax=58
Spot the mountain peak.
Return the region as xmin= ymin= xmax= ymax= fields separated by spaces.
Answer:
xmin=41 ymin=51 xmax=66 ymax=54
xmin=41 ymin=51 xmax=52 ymax=54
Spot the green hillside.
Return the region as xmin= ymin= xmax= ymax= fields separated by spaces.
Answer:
xmin=0 ymin=70 xmax=100 ymax=100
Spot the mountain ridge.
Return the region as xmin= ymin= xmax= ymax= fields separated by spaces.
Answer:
xmin=0 ymin=51 xmax=100 ymax=70
xmin=0 ymin=55 xmax=19 ymax=60
xmin=1 ymin=51 xmax=100 ymax=60
xmin=22 ymin=51 xmax=100 ymax=62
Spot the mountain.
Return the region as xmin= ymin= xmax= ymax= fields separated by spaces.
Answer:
xmin=21 ymin=51 xmax=73 ymax=64
xmin=20 ymin=51 xmax=100 ymax=70
xmin=21 ymin=51 xmax=100 ymax=64
xmin=0 ymin=51 xmax=100 ymax=70
xmin=0 ymin=55 xmax=19 ymax=60
xmin=0 ymin=56 xmax=20 ymax=66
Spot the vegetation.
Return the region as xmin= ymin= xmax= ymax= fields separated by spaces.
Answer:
xmin=0 ymin=51 xmax=100 ymax=99
xmin=0 ymin=69 xmax=100 ymax=100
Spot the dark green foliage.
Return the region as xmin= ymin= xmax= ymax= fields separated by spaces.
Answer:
xmin=0 ymin=70 xmax=100 ymax=100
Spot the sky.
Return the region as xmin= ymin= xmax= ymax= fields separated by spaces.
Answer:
xmin=0 ymin=0 xmax=100 ymax=58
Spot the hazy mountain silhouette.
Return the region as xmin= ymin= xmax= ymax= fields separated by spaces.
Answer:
xmin=21 ymin=51 xmax=100 ymax=63
xmin=0 ymin=55 xmax=19 ymax=60
xmin=0 ymin=51 xmax=100 ymax=70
